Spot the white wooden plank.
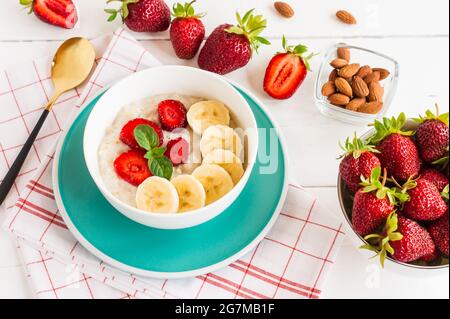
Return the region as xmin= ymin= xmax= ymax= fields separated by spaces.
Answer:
xmin=0 ymin=0 xmax=448 ymax=41
xmin=1 ymin=37 xmax=448 ymax=187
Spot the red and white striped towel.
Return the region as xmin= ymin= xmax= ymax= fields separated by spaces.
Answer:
xmin=1 ymin=29 xmax=344 ymax=299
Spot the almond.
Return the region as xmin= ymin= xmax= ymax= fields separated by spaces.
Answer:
xmin=329 ymin=69 xmax=338 ymax=82
xmin=336 ymin=10 xmax=357 ymax=25
xmin=358 ymin=101 xmax=383 ymax=114
xmin=364 ymin=71 xmax=380 ymax=85
xmin=346 ymin=98 xmax=366 ymax=111
xmin=335 ymin=77 xmax=353 ymax=97
xmin=274 ymin=2 xmax=295 ymax=18
xmin=352 ymin=76 xmax=369 ymax=98
xmin=338 ymin=63 xmax=360 ymax=78
xmin=356 ymin=65 xmax=372 ymax=79
xmin=328 ymin=93 xmax=350 ymax=106
xmin=372 ymin=68 xmax=390 ymax=80
xmin=330 ymin=58 xmax=348 ymax=69
xmin=368 ymin=81 xmax=384 ymax=102
xmin=321 ymin=81 xmax=336 ymax=97
xmin=337 ymin=47 xmax=350 ymax=62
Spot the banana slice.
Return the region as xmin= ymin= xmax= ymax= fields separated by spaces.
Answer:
xmin=200 ymin=125 xmax=242 ymax=158
xmin=203 ymin=149 xmax=244 ymax=185
xmin=192 ymin=164 xmax=234 ymax=205
xmin=136 ymin=176 xmax=179 ymax=213
xmin=171 ymin=175 xmax=206 ymax=213
xmin=187 ymin=100 xmax=231 ymax=135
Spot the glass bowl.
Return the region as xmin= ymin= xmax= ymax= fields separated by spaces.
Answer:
xmin=314 ymin=43 xmax=400 ymax=126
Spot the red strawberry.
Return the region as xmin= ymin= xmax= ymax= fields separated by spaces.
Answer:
xmin=114 ymin=149 xmax=152 ymax=186
xmin=338 ymin=134 xmax=381 ymax=193
xmin=170 ymin=1 xmax=205 ymax=60
xmin=414 ymin=106 xmax=449 ymax=163
xmin=21 ymin=0 xmax=78 ymax=29
xmin=198 ymin=9 xmax=270 ymax=75
xmin=165 ymin=138 xmax=189 ymax=166
xmin=370 ymin=113 xmax=421 ymax=182
xmin=362 ymin=213 xmax=435 ymax=266
xmin=105 ymin=0 xmax=170 ymax=32
xmin=120 ymin=118 xmax=163 ymax=149
xmin=263 ymin=36 xmax=316 ymax=99
xmin=420 ymin=168 xmax=448 ymax=192
xmin=157 ymin=100 xmax=187 ymax=131
xmin=402 ymin=178 xmax=447 ymax=221
xmin=421 ymin=249 xmax=440 ymax=262
xmin=428 ymin=212 xmax=449 ymax=256
xmin=351 ymin=167 xmax=400 ymax=236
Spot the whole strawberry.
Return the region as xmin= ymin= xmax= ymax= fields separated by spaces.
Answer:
xmin=105 ymin=0 xmax=170 ymax=32
xmin=263 ymin=36 xmax=316 ymax=99
xmin=351 ymin=167 xmax=403 ymax=236
xmin=414 ymin=105 xmax=449 ymax=163
xmin=420 ymin=168 xmax=448 ymax=192
xmin=20 ymin=0 xmax=78 ymax=29
xmin=402 ymin=178 xmax=447 ymax=221
xmin=338 ymin=134 xmax=381 ymax=193
xmin=370 ymin=113 xmax=421 ymax=182
xmin=428 ymin=212 xmax=449 ymax=257
xmin=362 ymin=213 xmax=435 ymax=266
xmin=170 ymin=1 xmax=205 ymax=59
xmin=198 ymin=9 xmax=270 ymax=75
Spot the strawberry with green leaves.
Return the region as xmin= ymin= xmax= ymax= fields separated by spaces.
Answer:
xmin=351 ymin=167 xmax=406 ymax=236
xmin=20 ymin=0 xmax=78 ymax=29
xmin=338 ymin=133 xmax=381 ymax=193
xmin=170 ymin=1 xmax=205 ymax=59
xmin=198 ymin=9 xmax=270 ymax=75
xmin=263 ymin=36 xmax=317 ymax=100
xmin=414 ymin=105 xmax=449 ymax=163
xmin=105 ymin=0 xmax=171 ymax=33
xmin=362 ymin=212 xmax=435 ymax=266
xmin=369 ymin=113 xmax=421 ymax=182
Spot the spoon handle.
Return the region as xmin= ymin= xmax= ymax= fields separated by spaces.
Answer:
xmin=0 ymin=109 xmax=50 ymax=205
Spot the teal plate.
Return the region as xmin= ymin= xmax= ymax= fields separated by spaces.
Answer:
xmin=54 ymin=85 xmax=288 ymax=278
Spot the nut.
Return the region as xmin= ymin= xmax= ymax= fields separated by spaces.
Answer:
xmin=321 ymin=81 xmax=336 ymax=97
xmin=364 ymin=71 xmax=381 ymax=85
xmin=329 ymin=69 xmax=338 ymax=82
xmin=337 ymin=47 xmax=350 ymax=62
xmin=352 ymin=76 xmax=370 ymax=98
xmin=336 ymin=10 xmax=357 ymax=25
xmin=330 ymin=58 xmax=348 ymax=69
xmin=335 ymin=77 xmax=353 ymax=97
xmin=368 ymin=81 xmax=384 ymax=102
xmin=358 ymin=101 xmax=383 ymax=114
xmin=328 ymin=93 xmax=350 ymax=106
xmin=356 ymin=65 xmax=372 ymax=79
xmin=372 ymin=68 xmax=390 ymax=80
xmin=338 ymin=63 xmax=360 ymax=78
xmin=346 ymin=98 xmax=366 ymax=111
xmin=274 ymin=2 xmax=295 ymax=18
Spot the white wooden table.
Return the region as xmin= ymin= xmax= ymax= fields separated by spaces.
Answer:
xmin=0 ymin=0 xmax=449 ymax=299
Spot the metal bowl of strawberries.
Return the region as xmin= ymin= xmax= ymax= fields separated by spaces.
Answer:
xmin=337 ymin=109 xmax=449 ymax=274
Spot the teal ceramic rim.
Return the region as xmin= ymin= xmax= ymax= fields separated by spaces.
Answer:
xmin=53 ymin=82 xmax=289 ymax=278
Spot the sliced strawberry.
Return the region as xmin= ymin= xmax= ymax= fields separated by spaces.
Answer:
xmin=120 ymin=118 xmax=163 ymax=149
xmin=263 ymin=37 xmax=315 ymax=100
xmin=113 ymin=150 xmax=152 ymax=186
xmin=165 ymin=138 xmax=189 ymax=166
xmin=157 ymin=100 xmax=187 ymax=131
xmin=22 ymin=0 xmax=78 ymax=29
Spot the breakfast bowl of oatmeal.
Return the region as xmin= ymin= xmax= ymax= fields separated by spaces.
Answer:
xmin=83 ymin=66 xmax=258 ymax=229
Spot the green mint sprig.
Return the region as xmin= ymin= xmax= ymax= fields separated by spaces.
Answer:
xmin=134 ymin=124 xmax=173 ymax=180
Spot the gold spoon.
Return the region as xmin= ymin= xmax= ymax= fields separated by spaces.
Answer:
xmin=0 ymin=37 xmax=95 ymax=204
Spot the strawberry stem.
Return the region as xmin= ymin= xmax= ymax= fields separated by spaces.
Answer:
xmin=172 ymin=0 xmax=205 ymax=19
xmin=104 ymin=0 xmax=139 ymax=22
xmin=413 ymin=103 xmax=449 ymax=126
xmin=279 ymin=35 xmax=318 ymax=71
xmin=368 ymin=113 xmax=415 ymax=145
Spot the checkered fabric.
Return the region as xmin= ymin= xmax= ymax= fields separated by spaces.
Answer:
xmin=1 ymin=29 xmax=344 ymax=299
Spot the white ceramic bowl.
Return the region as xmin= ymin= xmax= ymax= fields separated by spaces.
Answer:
xmin=84 ymin=66 xmax=258 ymax=229
xmin=337 ymin=120 xmax=449 ymax=276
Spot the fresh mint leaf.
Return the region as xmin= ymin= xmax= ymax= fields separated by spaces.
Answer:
xmin=149 ymin=156 xmax=173 ymax=180
xmin=134 ymin=124 xmax=159 ymax=150
xmin=152 ymin=146 xmax=166 ymax=158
